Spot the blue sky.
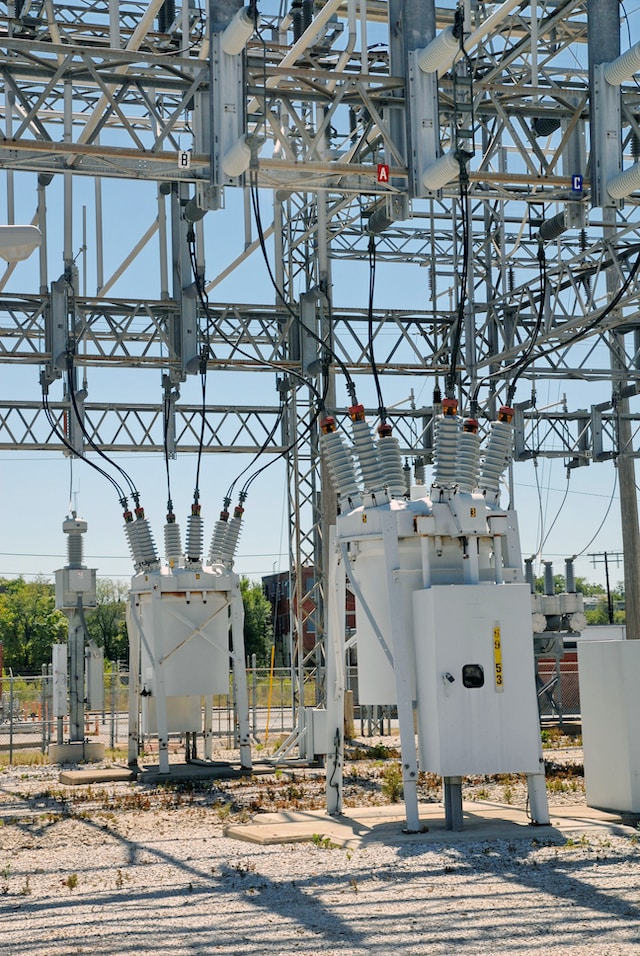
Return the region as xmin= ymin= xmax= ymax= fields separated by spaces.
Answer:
xmin=0 ymin=2 xmax=636 ymax=592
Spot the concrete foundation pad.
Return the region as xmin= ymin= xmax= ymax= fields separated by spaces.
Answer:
xmin=49 ymin=741 xmax=106 ymax=765
xmin=59 ymin=766 xmax=136 ymax=786
xmin=224 ymin=801 xmax=635 ymax=848
xmin=136 ymin=761 xmax=273 ymax=784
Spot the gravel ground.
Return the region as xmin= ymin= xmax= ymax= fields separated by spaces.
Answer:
xmin=1 ymin=741 xmax=640 ymax=956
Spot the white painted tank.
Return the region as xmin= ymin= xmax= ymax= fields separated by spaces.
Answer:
xmin=129 ymin=566 xmax=233 ymax=733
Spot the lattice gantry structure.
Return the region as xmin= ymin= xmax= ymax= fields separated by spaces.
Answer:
xmin=2 ymin=0 xmax=640 ymax=674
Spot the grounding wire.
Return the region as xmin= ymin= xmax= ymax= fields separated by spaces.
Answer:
xmin=574 ymin=470 xmax=619 ymax=558
xmin=538 ymin=470 xmax=571 ymax=557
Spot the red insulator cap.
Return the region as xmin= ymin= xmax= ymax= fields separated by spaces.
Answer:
xmin=135 ymin=506 xmax=145 ymax=519
xmin=377 ymin=423 xmax=393 ymax=438
xmin=349 ymin=404 xmax=366 ymax=422
xmin=191 ymin=503 xmax=201 ymax=516
xmin=442 ymin=398 xmax=458 ymax=416
xmin=219 ymin=510 xmax=229 ymax=522
xmin=498 ymin=405 xmax=514 ymax=423
xmin=233 ymin=505 xmax=245 ymax=518
xmin=320 ymin=416 xmax=336 ymax=434
xmin=123 ymin=510 xmax=133 ymax=523
xmin=463 ymin=418 xmax=479 ymax=433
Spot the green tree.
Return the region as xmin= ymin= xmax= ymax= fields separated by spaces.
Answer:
xmin=240 ymin=577 xmax=273 ymax=665
xmin=0 ymin=577 xmax=67 ymax=675
xmin=84 ymin=579 xmax=129 ymax=663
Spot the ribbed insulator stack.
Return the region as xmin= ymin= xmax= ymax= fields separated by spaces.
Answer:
xmin=63 ymin=515 xmax=87 ymax=568
xmin=164 ymin=518 xmax=183 ymax=569
xmin=350 ymin=405 xmax=385 ymax=496
xmin=123 ymin=517 xmax=138 ymax=567
xmin=377 ymin=424 xmax=406 ymax=498
xmin=124 ymin=506 xmax=159 ymax=570
xmin=319 ymin=417 xmax=360 ymax=505
xmin=208 ymin=507 xmax=230 ymax=565
xmin=185 ymin=506 xmax=204 ymax=563
xmin=455 ymin=419 xmax=481 ymax=493
xmin=479 ymin=406 xmax=514 ymax=502
xmin=431 ymin=399 xmax=460 ymax=488
xmin=221 ymin=504 xmax=244 ymax=568
xmin=133 ymin=508 xmax=159 ymax=568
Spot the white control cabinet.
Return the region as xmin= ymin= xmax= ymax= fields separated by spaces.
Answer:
xmin=578 ymin=639 xmax=640 ymax=815
xmin=413 ymin=583 xmax=542 ymax=776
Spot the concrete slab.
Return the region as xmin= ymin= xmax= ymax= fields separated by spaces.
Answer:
xmin=224 ymin=801 xmax=636 ymax=848
xmin=59 ymin=767 xmax=136 ymax=786
xmin=136 ymin=760 xmax=274 ymax=784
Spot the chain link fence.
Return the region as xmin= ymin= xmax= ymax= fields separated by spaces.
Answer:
xmin=0 ymin=654 xmax=582 ymax=762
xmin=0 ymin=665 xmax=318 ymax=761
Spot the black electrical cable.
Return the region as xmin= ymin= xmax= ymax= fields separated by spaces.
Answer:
xmin=187 ymin=230 xmax=325 ymax=408
xmin=63 ymin=276 xmax=140 ymax=499
xmin=162 ymin=385 xmax=174 ymax=512
xmin=42 ymin=387 xmax=126 ymax=501
xmin=65 ymin=357 xmax=138 ymax=499
xmin=186 ymin=228 xmax=330 ymax=508
xmin=505 ymin=241 xmax=547 ymax=406
xmin=491 ymin=243 xmax=640 ymax=407
xmin=249 ymin=172 xmax=358 ymax=405
xmin=239 ymin=368 xmax=332 ymax=500
xmin=446 ymin=177 xmax=470 ymax=398
xmin=446 ymin=8 xmax=475 ymax=400
xmin=187 ymin=233 xmax=210 ymax=503
xmin=225 ymin=390 xmax=286 ymax=502
xmin=367 ymin=234 xmax=386 ymax=422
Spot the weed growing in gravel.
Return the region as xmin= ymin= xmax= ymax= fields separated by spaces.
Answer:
xmin=311 ymin=833 xmax=339 ymax=849
xmin=380 ymin=763 xmax=403 ymax=802
xmin=563 ymin=835 xmax=590 ymax=850
xmin=115 ymin=869 xmax=130 ymax=888
xmin=63 ymin=873 xmax=79 ymax=890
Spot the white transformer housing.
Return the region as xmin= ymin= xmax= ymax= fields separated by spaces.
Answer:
xmin=127 ymin=564 xmax=251 ymax=773
xmin=323 ymin=407 xmax=549 ymax=830
xmin=414 ymin=583 xmax=541 ymax=776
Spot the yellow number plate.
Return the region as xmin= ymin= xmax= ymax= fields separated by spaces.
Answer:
xmin=493 ymin=625 xmax=504 ymax=692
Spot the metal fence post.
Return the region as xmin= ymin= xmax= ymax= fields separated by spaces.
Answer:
xmin=251 ymin=653 xmax=257 ymax=739
xmin=110 ymin=662 xmax=116 ymax=750
xmin=8 ymin=670 xmax=14 ymax=765
xmin=41 ymin=665 xmax=47 ymax=754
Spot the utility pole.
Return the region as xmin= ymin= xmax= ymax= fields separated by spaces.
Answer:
xmin=587 ymin=0 xmax=640 ymax=640
xmin=589 ymin=551 xmax=623 ymax=624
